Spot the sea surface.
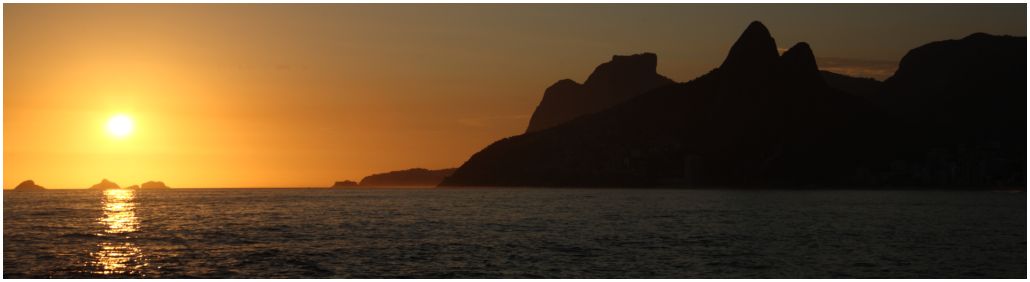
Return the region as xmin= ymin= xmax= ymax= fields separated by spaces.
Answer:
xmin=3 ymin=188 xmax=1026 ymax=278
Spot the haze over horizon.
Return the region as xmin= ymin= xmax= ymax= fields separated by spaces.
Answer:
xmin=4 ymin=4 xmax=1026 ymax=189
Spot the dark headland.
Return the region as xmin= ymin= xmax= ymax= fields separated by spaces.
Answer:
xmin=333 ymin=168 xmax=458 ymax=188
xmin=330 ymin=180 xmax=359 ymax=188
xmin=440 ymin=21 xmax=1026 ymax=189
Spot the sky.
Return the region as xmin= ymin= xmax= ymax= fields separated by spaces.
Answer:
xmin=4 ymin=4 xmax=1026 ymax=188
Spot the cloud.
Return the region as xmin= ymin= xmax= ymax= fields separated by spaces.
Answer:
xmin=816 ymin=57 xmax=898 ymax=81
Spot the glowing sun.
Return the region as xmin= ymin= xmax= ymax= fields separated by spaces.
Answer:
xmin=107 ymin=114 xmax=134 ymax=138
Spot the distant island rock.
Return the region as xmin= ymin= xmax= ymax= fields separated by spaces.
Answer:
xmin=525 ymin=52 xmax=674 ymax=133
xmin=13 ymin=180 xmax=45 ymax=191
xmin=330 ymin=180 xmax=359 ymax=188
xmin=126 ymin=184 xmax=140 ymax=189
xmin=140 ymin=181 xmax=170 ymax=189
xmin=358 ymin=168 xmax=457 ymax=187
xmin=89 ymin=179 xmax=121 ymax=190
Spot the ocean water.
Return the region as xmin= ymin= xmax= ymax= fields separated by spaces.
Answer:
xmin=3 ymin=188 xmax=1025 ymax=278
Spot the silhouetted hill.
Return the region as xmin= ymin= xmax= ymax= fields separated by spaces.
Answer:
xmin=141 ymin=181 xmax=169 ymax=189
xmin=820 ymin=71 xmax=882 ymax=100
xmin=13 ymin=180 xmax=45 ymax=191
xmin=878 ymin=32 xmax=1026 ymax=187
xmin=443 ymin=22 xmax=1024 ymax=188
xmin=442 ymin=21 xmax=893 ymax=187
xmin=884 ymin=33 xmax=1025 ymax=128
xmin=525 ymin=53 xmax=674 ymax=133
xmin=89 ymin=179 xmax=120 ymax=190
xmin=359 ymin=168 xmax=458 ymax=187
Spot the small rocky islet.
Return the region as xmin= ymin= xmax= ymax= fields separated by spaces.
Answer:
xmin=88 ymin=179 xmax=170 ymax=190
xmin=7 ymin=179 xmax=173 ymax=190
xmin=11 ymin=180 xmax=46 ymax=191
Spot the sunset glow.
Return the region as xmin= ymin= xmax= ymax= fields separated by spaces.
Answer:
xmin=3 ymin=4 xmax=1025 ymax=188
xmin=106 ymin=114 xmax=134 ymax=139
xmin=3 ymin=3 xmax=1025 ymax=279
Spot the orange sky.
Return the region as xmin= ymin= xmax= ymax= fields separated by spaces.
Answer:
xmin=4 ymin=4 xmax=1025 ymax=188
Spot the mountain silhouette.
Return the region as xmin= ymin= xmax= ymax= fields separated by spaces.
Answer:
xmin=442 ymin=20 xmax=1021 ymax=188
xmin=442 ymin=21 xmax=890 ymax=187
xmin=720 ymin=21 xmax=780 ymax=77
xmin=13 ymin=180 xmax=45 ymax=191
xmin=525 ymin=53 xmax=674 ymax=133
xmin=358 ymin=168 xmax=457 ymax=187
xmin=876 ymin=32 xmax=1026 ymax=186
xmin=883 ymin=32 xmax=1024 ymax=129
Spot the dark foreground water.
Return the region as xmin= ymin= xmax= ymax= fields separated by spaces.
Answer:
xmin=3 ymin=188 xmax=1026 ymax=278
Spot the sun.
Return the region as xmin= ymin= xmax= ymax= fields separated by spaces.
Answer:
xmin=106 ymin=114 xmax=134 ymax=138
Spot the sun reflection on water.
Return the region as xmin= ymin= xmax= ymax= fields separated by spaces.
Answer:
xmin=90 ymin=242 xmax=146 ymax=276
xmin=89 ymin=189 xmax=147 ymax=276
xmin=99 ymin=189 xmax=139 ymax=233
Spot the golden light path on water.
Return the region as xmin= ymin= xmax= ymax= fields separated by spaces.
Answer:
xmin=99 ymin=189 xmax=139 ymax=233
xmin=90 ymin=189 xmax=146 ymax=276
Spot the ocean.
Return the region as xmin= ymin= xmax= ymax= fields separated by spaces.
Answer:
xmin=3 ymin=188 xmax=1025 ymax=278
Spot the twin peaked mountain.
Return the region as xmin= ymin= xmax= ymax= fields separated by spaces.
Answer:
xmin=441 ymin=21 xmax=1025 ymax=188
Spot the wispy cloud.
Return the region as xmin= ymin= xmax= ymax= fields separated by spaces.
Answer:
xmin=817 ymin=57 xmax=898 ymax=81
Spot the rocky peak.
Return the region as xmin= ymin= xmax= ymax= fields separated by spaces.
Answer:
xmin=778 ymin=42 xmax=824 ymax=85
xmin=780 ymin=43 xmax=817 ymax=71
xmin=525 ymin=52 xmax=673 ymax=133
xmin=720 ymin=21 xmax=780 ymax=74
xmin=583 ymin=53 xmax=661 ymax=86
